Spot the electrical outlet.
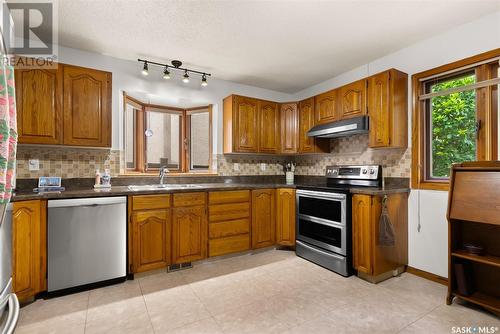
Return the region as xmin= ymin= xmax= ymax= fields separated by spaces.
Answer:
xmin=233 ymin=163 xmax=240 ymax=171
xmin=28 ymin=159 xmax=39 ymax=171
xmin=260 ymin=163 xmax=267 ymax=171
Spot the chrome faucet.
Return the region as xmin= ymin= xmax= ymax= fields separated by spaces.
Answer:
xmin=159 ymin=166 xmax=169 ymax=185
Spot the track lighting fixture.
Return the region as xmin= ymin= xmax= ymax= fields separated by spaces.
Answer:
xmin=182 ymin=70 xmax=190 ymax=83
xmin=201 ymin=74 xmax=208 ymax=87
xmin=141 ymin=61 xmax=149 ymax=76
xmin=162 ymin=66 xmax=171 ymax=80
xmin=137 ymin=58 xmax=211 ymax=86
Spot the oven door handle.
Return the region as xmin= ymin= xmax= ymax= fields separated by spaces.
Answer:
xmin=296 ymin=190 xmax=346 ymax=201
xmin=296 ymin=240 xmax=345 ymax=261
xmin=298 ymin=214 xmax=345 ymax=229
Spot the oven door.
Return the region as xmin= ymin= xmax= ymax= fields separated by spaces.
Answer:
xmin=296 ymin=190 xmax=347 ymax=255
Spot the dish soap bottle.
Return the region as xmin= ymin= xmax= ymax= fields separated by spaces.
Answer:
xmin=101 ymin=169 xmax=111 ymax=188
xmin=94 ymin=169 xmax=101 ymax=187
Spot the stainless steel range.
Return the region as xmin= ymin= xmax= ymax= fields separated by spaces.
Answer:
xmin=295 ymin=165 xmax=382 ymax=277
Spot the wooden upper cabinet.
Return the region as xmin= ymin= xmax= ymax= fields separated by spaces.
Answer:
xmin=280 ymin=103 xmax=298 ymax=154
xmin=276 ymin=188 xmax=296 ymax=246
xmin=315 ymin=89 xmax=338 ymax=124
xmin=352 ymin=194 xmax=373 ymax=275
xmin=63 ymin=65 xmax=112 ymax=147
xmin=223 ymin=95 xmax=259 ymax=153
xmin=259 ymin=101 xmax=280 ymax=153
xmin=15 ymin=67 xmax=63 ymax=144
xmin=298 ymin=98 xmax=315 ymax=153
xmin=298 ymin=98 xmax=330 ymax=154
xmin=340 ymin=79 xmax=367 ymax=119
xmin=251 ymin=189 xmax=276 ymax=249
xmin=367 ymin=69 xmax=408 ymax=149
xmin=12 ymin=200 xmax=46 ymax=301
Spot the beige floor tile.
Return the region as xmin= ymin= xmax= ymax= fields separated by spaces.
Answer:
xmin=326 ymin=288 xmax=432 ymax=333
xmin=17 ymin=249 xmax=497 ymax=334
xmin=400 ymin=301 xmax=500 ymax=333
xmin=282 ymin=313 xmax=362 ymax=334
xmin=213 ymin=300 xmax=290 ymax=334
xmin=15 ymin=309 xmax=87 ymax=334
xmin=144 ymin=284 xmax=211 ymax=332
xmin=88 ymin=279 xmax=142 ymax=308
xmin=85 ymin=295 xmax=153 ymax=334
xmin=139 ymin=270 xmax=189 ymax=295
xmin=379 ymin=272 xmax=447 ymax=309
xmin=18 ymin=291 xmax=89 ymax=326
xmin=167 ymin=317 xmax=224 ymax=334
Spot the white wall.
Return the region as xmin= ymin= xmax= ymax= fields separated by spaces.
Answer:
xmin=293 ymin=10 xmax=500 ymax=277
xmin=56 ymin=45 xmax=295 ymax=153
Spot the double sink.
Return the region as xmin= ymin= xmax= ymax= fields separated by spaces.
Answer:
xmin=127 ymin=184 xmax=204 ymax=191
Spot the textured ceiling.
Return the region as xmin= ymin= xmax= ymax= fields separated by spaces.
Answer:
xmin=51 ymin=0 xmax=500 ymax=93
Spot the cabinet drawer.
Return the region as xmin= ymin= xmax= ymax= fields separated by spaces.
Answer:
xmin=131 ymin=195 xmax=171 ymax=210
xmin=209 ymin=234 xmax=250 ymax=257
xmin=209 ymin=218 xmax=250 ymax=239
xmin=208 ymin=190 xmax=250 ymax=204
xmin=209 ymin=202 xmax=250 ymax=222
xmin=173 ymin=192 xmax=206 ymax=207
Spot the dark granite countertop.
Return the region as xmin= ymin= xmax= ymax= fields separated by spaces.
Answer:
xmin=12 ymin=176 xmax=409 ymax=201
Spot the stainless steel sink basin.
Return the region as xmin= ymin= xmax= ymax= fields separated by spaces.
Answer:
xmin=127 ymin=184 xmax=203 ymax=191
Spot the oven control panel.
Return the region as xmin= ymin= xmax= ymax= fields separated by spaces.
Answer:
xmin=326 ymin=165 xmax=381 ymax=180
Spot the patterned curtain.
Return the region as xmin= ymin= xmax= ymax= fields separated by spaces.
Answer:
xmin=0 ymin=64 xmax=17 ymax=204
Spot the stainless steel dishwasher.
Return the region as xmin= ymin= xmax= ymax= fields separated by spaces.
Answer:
xmin=47 ymin=197 xmax=127 ymax=293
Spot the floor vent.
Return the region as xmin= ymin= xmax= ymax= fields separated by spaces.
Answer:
xmin=167 ymin=262 xmax=192 ymax=272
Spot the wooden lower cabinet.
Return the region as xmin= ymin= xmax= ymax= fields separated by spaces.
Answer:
xmin=131 ymin=210 xmax=171 ymax=273
xmin=276 ymin=188 xmax=296 ymax=246
xmin=352 ymin=193 xmax=408 ymax=282
xmin=208 ymin=190 xmax=251 ymax=257
xmin=129 ymin=195 xmax=171 ymax=273
xmin=12 ymin=200 xmax=46 ymax=301
xmin=251 ymin=189 xmax=276 ymax=249
xmin=172 ymin=193 xmax=208 ymax=264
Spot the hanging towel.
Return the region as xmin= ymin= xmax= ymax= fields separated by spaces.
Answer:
xmin=378 ymin=195 xmax=395 ymax=246
xmin=0 ymin=63 xmax=17 ymax=204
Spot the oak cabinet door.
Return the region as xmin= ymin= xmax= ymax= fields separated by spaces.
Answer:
xmin=259 ymin=101 xmax=280 ymax=153
xmin=251 ymin=189 xmax=276 ymax=249
xmin=233 ymin=96 xmax=259 ymax=152
xmin=276 ymin=189 xmax=296 ymax=246
xmin=15 ymin=68 xmax=63 ymax=144
xmin=352 ymin=195 xmax=373 ymax=274
xmin=368 ymin=71 xmax=390 ymax=147
xmin=12 ymin=200 xmax=46 ymax=301
xmin=315 ymin=89 xmax=338 ymax=124
xmin=63 ymin=65 xmax=111 ymax=147
xmin=339 ymin=79 xmax=367 ymax=119
xmin=298 ymin=98 xmax=315 ymax=153
xmin=280 ymin=103 xmax=297 ymax=154
xmin=131 ymin=209 xmax=171 ymax=273
xmin=172 ymin=206 xmax=208 ymax=263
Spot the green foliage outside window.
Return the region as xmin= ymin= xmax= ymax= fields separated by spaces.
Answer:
xmin=430 ymin=75 xmax=476 ymax=178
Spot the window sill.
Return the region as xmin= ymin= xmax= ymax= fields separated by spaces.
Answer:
xmin=411 ymin=181 xmax=450 ymax=191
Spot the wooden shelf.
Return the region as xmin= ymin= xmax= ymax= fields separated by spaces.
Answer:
xmin=452 ymin=250 xmax=500 ymax=268
xmin=453 ymin=291 xmax=500 ymax=313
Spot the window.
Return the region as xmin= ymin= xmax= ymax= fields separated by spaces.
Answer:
xmin=412 ymin=49 xmax=500 ymax=190
xmin=123 ymin=94 xmax=212 ymax=173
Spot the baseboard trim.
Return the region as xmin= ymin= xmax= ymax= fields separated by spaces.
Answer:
xmin=407 ymin=266 xmax=448 ymax=286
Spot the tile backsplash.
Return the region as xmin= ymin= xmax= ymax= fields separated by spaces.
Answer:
xmin=294 ymin=134 xmax=411 ymax=178
xmin=16 ymin=134 xmax=411 ymax=179
xmin=16 ymin=146 xmax=121 ymax=179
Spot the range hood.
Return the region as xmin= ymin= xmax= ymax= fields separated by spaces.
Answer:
xmin=307 ymin=115 xmax=369 ymax=138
